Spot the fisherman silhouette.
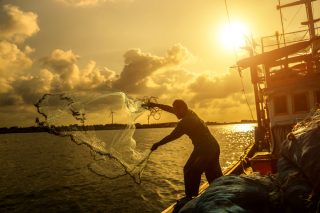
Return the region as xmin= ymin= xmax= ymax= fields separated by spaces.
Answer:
xmin=144 ymin=99 xmax=222 ymax=211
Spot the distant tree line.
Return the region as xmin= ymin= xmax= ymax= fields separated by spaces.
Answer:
xmin=0 ymin=120 xmax=256 ymax=134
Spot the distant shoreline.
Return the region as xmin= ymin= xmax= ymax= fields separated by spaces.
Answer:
xmin=0 ymin=120 xmax=256 ymax=134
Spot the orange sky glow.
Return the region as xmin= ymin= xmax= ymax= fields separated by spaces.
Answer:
xmin=0 ymin=0 xmax=319 ymax=126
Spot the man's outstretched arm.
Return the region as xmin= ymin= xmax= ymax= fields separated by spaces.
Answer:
xmin=146 ymin=102 xmax=174 ymax=114
xmin=151 ymin=133 xmax=180 ymax=151
xmin=151 ymin=122 xmax=184 ymax=151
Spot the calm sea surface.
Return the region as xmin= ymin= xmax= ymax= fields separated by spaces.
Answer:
xmin=0 ymin=124 xmax=255 ymax=213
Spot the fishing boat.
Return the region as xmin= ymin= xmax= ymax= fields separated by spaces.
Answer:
xmin=162 ymin=1 xmax=320 ymax=212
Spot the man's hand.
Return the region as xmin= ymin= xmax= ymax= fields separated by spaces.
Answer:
xmin=151 ymin=142 xmax=160 ymax=151
xmin=142 ymin=102 xmax=158 ymax=109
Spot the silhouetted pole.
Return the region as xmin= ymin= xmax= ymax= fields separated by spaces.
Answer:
xmin=110 ymin=110 xmax=115 ymax=124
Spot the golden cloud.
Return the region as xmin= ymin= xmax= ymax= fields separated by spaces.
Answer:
xmin=188 ymin=70 xmax=253 ymax=103
xmin=0 ymin=4 xmax=39 ymax=43
xmin=40 ymin=49 xmax=116 ymax=91
xmin=113 ymin=44 xmax=192 ymax=94
xmin=0 ymin=40 xmax=33 ymax=85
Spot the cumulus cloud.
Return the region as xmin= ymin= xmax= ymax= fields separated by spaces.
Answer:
xmin=0 ymin=36 xmax=255 ymax=126
xmin=179 ymin=69 xmax=256 ymax=121
xmin=0 ymin=69 xmax=53 ymax=107
xmin=12 ymin=70 xmax=54 ymax=105
xmin=188 ymin=69 xmax=252 ymax=104
xmin=0 ymin=4 xmax=39 ymax=43
xmin=0 ymin=2 xmax=37 ymax=124
xmin=0 ymin=41 xmax=33 ymax=77
xmin=41 ymin=49 xmax=80 ymax=90
xmin=0 ymin=47 xmax=117 ymax=109
xmin=0 ymin=40 xmax=34 ymax=95
xmin=0 ymin=40 xmax=193 ymax=112
xmin=113 ymin=44 xmax=191 ymax=94
xmin=40 ymin=49 xmax=116 ymax=92
xmin=0 ymin=4 xmax=37 ymax=96
xmin=193 ymin=95 xmax=255 ymax=122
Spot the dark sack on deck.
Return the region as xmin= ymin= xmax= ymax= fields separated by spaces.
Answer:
xmin=277 ymin=157 xmax=316 ymax=213
xmin=180 ymin=174 xmax=281 ymax=213
xmin=280 ymin=126 xmax=320 ymax=192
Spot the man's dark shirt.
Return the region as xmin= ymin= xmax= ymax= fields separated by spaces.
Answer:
xmin=159 ymin=110 xmax=219 ymax=154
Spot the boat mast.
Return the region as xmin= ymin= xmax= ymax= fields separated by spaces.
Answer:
xmin=303 ymin=0 xmax=317 ymax=39
xmin=277 ymin=0 xmax=319 ymax=69
xmin=277 ymin=0 xmax=318 ymax=40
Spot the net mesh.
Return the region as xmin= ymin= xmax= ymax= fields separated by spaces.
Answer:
xmin=292 ymin=107 xmax=320 ymax=136
xmin=34 ymin=91 xmax=152 ymax=184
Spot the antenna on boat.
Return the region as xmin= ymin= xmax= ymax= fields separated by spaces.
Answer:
xmin=277 ymin=0 xmax=287 ymax=46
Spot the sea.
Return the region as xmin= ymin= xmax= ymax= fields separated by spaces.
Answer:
xmin=0 ymin=123 xmax=255 ymax=213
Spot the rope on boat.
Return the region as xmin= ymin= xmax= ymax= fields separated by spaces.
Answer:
xmin=223 ymin=0 xmax=255 ymax=121
xmin=237 ymin=67 xmax=255 ymax=121
xmin=239 ymin=132 xmax=256 ymax=175
xmin=239 ymin=146 xmax=252 ymax=175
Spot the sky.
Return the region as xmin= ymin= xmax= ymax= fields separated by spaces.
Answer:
xmin=0 ymin=0 xmax=319 ymax=127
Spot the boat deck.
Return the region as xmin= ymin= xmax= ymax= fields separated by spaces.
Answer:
xmin=161 ymin=147 xmax=256 ymax=213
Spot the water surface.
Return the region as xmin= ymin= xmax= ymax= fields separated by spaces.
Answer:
xmin=0 ymin=124 xmax=255 ymax=212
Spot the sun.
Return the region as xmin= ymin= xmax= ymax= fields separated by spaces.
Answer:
xmin=218 ymin=21 xmax=249 ymax=50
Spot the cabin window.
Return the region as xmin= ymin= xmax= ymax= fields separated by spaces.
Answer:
xmin=315 ymin=90 xmax=320 ymax=105
xmin=292 ymin=92 xmax=309 ymax=113
xmin=273 ymin=95 xmax=288 ymax=115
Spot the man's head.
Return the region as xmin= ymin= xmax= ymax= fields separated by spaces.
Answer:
xmin=172 ymin=99 xmax=188 ymax=119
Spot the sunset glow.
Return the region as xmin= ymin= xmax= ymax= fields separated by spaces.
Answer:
xmin=1 ymin=0 xmax=314 ymax=126
xmin=218 ymin=21 xmax=249 ymax=50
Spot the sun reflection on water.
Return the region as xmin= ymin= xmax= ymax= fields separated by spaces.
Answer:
xmin=231 ymin=123 xmax=256 ymax=133
xmin=209 ymin=123 xmax=256 ymax=169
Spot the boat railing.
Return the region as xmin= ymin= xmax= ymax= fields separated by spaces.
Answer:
xmin=257 ymin=28 xmax=320 ymax=87
xmin=260 ymin=27 xmax=320 ymax=53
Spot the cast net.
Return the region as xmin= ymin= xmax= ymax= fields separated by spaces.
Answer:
xmin=34 ymin=91 xmax=156 ymax=184
xmin=292 ymin=106 xmax=320 ymax=136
